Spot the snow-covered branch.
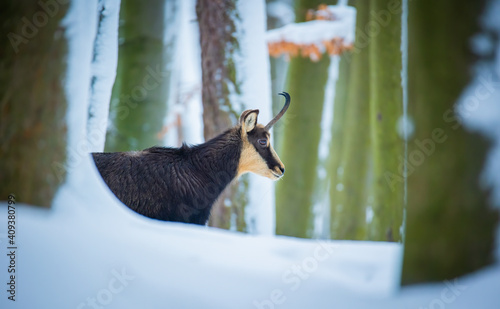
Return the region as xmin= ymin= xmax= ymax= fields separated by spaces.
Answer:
xmin=267 ymin=5 xmax=356 ymax=61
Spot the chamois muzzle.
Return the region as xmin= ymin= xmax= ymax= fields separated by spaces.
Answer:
xmin=264 ymin=92 xmax=290 ymax=131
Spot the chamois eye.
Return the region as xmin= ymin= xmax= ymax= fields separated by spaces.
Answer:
xmin=258 ymin=139 xmax=267 ymax=147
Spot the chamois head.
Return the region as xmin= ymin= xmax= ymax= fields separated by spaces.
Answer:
xmin=237 ymin=92 xmax=290 ymax=180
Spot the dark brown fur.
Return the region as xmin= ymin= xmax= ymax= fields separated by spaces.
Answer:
xmin=93 ymin=93 xmax=289 ymax=224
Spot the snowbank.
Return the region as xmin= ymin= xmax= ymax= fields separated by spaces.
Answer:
xmin=1 ymin=160 xmax=499 ymax=308
xmin=0 ymin=177 xmax=403 ymax=308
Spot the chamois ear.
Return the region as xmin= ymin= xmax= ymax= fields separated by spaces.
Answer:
xmin=240 ymin=109 xmax=259 ymax=133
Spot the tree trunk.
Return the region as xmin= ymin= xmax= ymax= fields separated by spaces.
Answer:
xmin=327 ymin=54 xmax=350 ymax=238
xmin=237 ymin=0 xmax=275 ymax=235
xmin=197 ymin=0 xmax=244 ymax=230
xmin=87 ymin=0 xmax=120 ymax=152
xmin=197 ymin=0 xmax=238 ymax=141
xmin=367 ymin=0 xmax=404 ymax=242
xmin=330 ymin=0 xmax=370 ymax=240
xmin=0 ymin=2 xmax=69 ymax=207
xmin=402 ymin=0 xmax=498 ymax=284
xmin=275 ymin=0 xmax=336 ymax=238
xmin=105 ymin=0 xmax=177 ymax=151
xmin=266 ymin=0 xmax=290 ymax=154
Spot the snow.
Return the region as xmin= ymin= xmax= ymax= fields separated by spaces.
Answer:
xmin=161 ymin=0 xmax=203 ymax=148
xmin=236 ymin=0 xmax=275 ymax=235
xmin=3 ymin=183 xmax=500 ymax=308
xmin=86 ymin=0 xmax=120 ymax=152
xmin=266 ymin=1 xmax=295 ymax=25
xmin=0 ymin=175 xmax=403 ymax=308
xmin=59 ymin=0 xmax=99 ymax=189
xmin=175 ymin=0 xmax=204 ymax=145
xmin=266 ymin=5 xmax=356 ymax=46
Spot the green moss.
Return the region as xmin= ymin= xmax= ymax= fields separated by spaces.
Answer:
xmin=367 ymin=0 xmax=404 ymax=242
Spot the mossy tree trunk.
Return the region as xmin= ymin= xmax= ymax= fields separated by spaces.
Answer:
xmin=197 ymin=0 xmax=246 ymax=230
xmin=367 ymin=0 xmax=404 ymax=242
xmin=275 ymin=0 xmax=336 ymax=238
xmin=327 ymin=54 xmax=351 ymax=237
xmin=402 ymin=0 xmax=498 ymax=284
xmin=106 ymin=0 xmax=177 ymax=151
xmin=329 ymin=0 xmax=370 ymax=240
xmin=0 ymin=2 xmax=69 ymax=207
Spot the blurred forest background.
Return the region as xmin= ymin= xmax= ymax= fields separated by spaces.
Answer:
xmin=1 ymin=0 xmax=499 ymax=286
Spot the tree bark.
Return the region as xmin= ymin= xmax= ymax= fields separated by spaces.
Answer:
xmin=0 ymin=2 xmax=69 ymax=207
xmin=197 ymin=0 xmax=239 ymax=141
xmin=402 ymin=0 xmax=498 ymax=284
xmin=197 ymin=0 xmax=244 ymax=230
xmin=367 ymin=0 xmax=404 ymax=242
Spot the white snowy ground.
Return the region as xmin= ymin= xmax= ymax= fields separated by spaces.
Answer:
xmin=0 ymin=157 xmax=499 ymax=309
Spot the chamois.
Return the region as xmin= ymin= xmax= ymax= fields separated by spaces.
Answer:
xmin=93 ymin=92 xmax=290 ymax=224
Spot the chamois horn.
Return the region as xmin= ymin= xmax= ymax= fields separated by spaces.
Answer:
xmin=265 ymin=92 xmax=290 ymax=130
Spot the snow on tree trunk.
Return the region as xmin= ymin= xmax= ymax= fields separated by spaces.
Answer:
xmin=0 ymin=2 xmax=70 ymax=207
xmin=60 ymin=0 xmax=102 ymax=190
xmin=197 ymin=0 xmax=246 ymax=230
xmin=162 ymin=0 xmax=204 ymax=148
xmin=237 ymin=0 xmax=275 ymax=235
xmin=367 ymin=0 xmax=404 ymax=242
xmin=402 ymin=0 xmax=498 ymax=284
xmin=330 ymin=0 xmax=370 ymax=240
xmin=275 ymin=0 xmax=337 ymax=239
xmin=105 ymin=0 xmax=178 ymax=151
xmin=87 ymin=0 xmax=120 ymax=152
xmin=311 ymin=55 xmax=339 ymax=239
